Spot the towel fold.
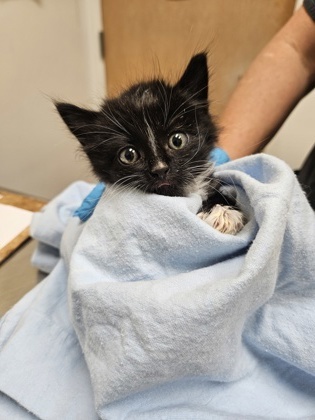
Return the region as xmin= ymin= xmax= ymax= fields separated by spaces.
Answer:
xmin=66 ymin=154 xmax=315 ymax=412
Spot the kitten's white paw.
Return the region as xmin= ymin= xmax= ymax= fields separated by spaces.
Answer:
xmin=198 ymin=205 xmax=245 ymax=235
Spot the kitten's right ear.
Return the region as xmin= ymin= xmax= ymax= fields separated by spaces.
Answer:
xmin=175 ymin=53 xmax=209 ymax=101
xmin=55 ymin=102 xmax=98 ymax=145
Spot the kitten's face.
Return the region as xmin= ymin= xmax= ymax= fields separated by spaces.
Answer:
xmin=56 ymin=53 xmax=217 ymax=197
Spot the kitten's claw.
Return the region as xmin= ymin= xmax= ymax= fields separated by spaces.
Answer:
xmin=198 ymin=205 xmax=245 ymax=235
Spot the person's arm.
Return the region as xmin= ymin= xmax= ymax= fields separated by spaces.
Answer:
xmin=218 ymin=6 xmax=315 ymax=160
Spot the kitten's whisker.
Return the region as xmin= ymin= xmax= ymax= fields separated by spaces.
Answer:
xmin=114 ymin=175 xmax=139 ymax=189
xmin=214 ymin=174 xmax=244 ymax=208
xmin=72 ymin=123 xmax=123 ymax=137
xmin=189 ymin=164 xmax=212 ymax=175
xmin=168 ymin=103 xmax=209 ymax=126
xmin=105 ymin=177 xmax=140 ymax=204
xmin=100 ymin=106 xmax=130 ymax=135
xmin=83 ymin=136 xmax=122 ymax=151
xmin=166 ymin=86 xmax=174 ymax=127
xmin=157 ymin=81 xmax=170 ymax=126
xmin=168 ymin=87 xmax=208 ymax=123
xmin=169 ymin=101 xmax=206 ymax=117
xmin=181 ymin=117 xmax=207 ymax=167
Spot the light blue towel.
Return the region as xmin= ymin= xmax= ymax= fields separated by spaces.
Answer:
xmin=30 ymin=181 xmax=95 ymax=273
xmin=0 ymin=154 xmax=315 ymax=419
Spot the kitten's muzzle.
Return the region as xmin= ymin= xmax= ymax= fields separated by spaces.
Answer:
xmin=150 ymin=162 xmax=170 ymax=179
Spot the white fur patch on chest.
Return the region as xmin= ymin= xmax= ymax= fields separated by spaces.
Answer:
xmin=185 ymin=162 xmax=215 ymax=201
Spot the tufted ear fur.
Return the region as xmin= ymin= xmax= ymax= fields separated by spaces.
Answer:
xmin=55 ymin=102 xmax=98 ymax=145
xmin=174 ymin=53 xmax=209 ymax=102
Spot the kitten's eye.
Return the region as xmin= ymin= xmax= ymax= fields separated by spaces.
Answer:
xmin=168 ymin=133 xmax=189 ymax=150
xmin=119 ymin=147 xmax=140 ymax=165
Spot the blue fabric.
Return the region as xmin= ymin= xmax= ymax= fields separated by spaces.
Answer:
xmin=74 ymin=148 xmax=230 ymax=223
xmin=1 ymin=154 xmax=315 ymax=419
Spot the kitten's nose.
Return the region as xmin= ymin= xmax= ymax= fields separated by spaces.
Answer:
xmin=150 ymin=162 xmax=169 ymax=179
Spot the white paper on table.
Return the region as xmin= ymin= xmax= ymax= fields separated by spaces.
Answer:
xmin=0 ymin=204 xmax=33 ymax=249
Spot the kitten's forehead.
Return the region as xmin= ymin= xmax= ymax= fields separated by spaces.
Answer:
xmin=133 ymin=83 xmax=167 ymax=107
xmin=100 ymin=77 xmax=209 ymax=158
xmin=102 ymin=83 xmax=170 ymax=132
xmin=137 ymin=86 xmax=154 ymax=100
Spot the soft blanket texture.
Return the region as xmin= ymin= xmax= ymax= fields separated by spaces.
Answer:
xmin=0 ymin=154 xmax=315 ymax=419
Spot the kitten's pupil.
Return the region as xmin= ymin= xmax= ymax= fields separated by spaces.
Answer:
xmin=169 ymin=133 xmax=188 ymax=150
xmin=119 ymin=147 xmax=140 ymax=165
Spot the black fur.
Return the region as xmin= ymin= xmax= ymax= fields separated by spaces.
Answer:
xmin=56 ymin=53 xmax=233 ymax=208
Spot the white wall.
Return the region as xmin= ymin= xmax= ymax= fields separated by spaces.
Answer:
xmin=0 ymin=0 xmax=104 ymax=199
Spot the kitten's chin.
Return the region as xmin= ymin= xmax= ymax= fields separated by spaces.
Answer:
xmin=150 ymin=183 xmax=182 ymax=197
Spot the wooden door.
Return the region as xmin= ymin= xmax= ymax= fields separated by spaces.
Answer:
xmin=101 ymin=0 xmax=295 ymax=115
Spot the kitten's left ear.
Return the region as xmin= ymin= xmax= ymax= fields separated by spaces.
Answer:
xmin=175 ymin=53 xmax=209 ymax=101
xmin=55 ymin=102 xmax=98 ymax=145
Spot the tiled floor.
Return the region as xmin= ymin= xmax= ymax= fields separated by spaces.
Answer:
xmin=0 ymin=240 xmax=44 ymax=316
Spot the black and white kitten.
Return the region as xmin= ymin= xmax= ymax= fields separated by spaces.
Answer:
xmin=56 ymin=53 xmax=244 ymax=234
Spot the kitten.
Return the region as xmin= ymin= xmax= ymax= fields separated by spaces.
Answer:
xmin=56 ymin=53 xmax=244 ymax=234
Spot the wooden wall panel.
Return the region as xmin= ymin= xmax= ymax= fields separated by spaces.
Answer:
xmin=102 ymin=0 xmax=295 ymax=115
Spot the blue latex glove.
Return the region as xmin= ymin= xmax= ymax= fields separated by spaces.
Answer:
xmin=74 ymin=147 xmax=230 ymax=222
xmin=73 ymin=182 xmax=106 ymax=222
xmin=209 ymin=147 xmax=230 ymax=165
